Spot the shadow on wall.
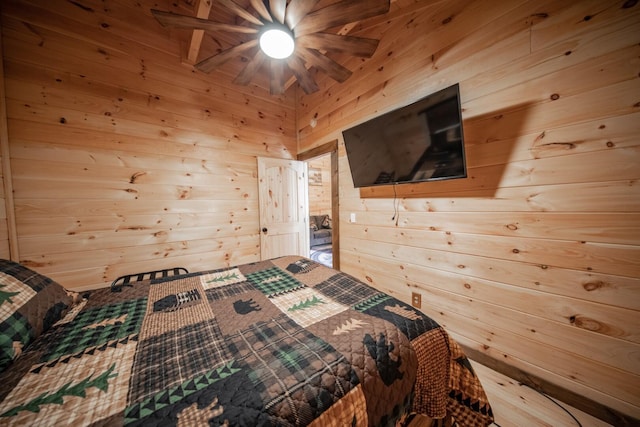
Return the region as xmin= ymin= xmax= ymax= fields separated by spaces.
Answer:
xmin=358 ymin=102 xmax=534 ymax=199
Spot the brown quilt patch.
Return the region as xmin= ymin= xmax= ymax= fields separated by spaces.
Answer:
xmin=140 ymin=276 xmax=214 ymax=340
xmin=208 ymin=289 xmax=281 ymax=336
xmin=237 ymin=259 xmax=277 ymax=275
xmin=307 ymin=309 xmax=417 ymax=426
xmin=445 ymin=337 xmax=494 ymax=427
xmin=411 ymin=328 xmax=451 ymax=418
xmin=308 ymin=384 xmax=368 ymax=427
xmin=272 ymin=256 xmax=331 ymax=286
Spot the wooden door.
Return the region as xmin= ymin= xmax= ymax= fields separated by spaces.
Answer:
xmin=257 ymin=157 xmax=309 ymax=260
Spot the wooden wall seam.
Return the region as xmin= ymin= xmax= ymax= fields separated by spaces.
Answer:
xmin=0 ymin=19 xmax=19 ymax=260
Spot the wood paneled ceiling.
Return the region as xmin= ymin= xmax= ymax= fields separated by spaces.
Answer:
xmin=152 ymin=0 xmax=409 ymax=95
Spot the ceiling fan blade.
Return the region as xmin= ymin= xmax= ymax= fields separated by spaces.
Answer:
xmin=269 ymin=0 xmax=287 ymax=24
xmin=196 ymin=39 xmax=259 ymax=73
xmin=270 ymin=60 xmax=285 ymax=95
xmin=234 ymin=50 xmax=267 ymax=86
xmin=296 ymin=48 xmax=352 ymax=83
xmin=151 ymin=9 xmax=258 ymax=34
xmin=294 ymin=0 xmax=390 ymax=37
xmin=218 ymin=0 xmax=264 ymax=26
xmin=285 ymin=0 xmax=320 ymax=30
xmin=249 ymin=0 xmax=273 ymax=22
xmin=286 ymin=55 xmax=319 ymax=94
xmin=297 ymin=33 xmax=379 ymax=57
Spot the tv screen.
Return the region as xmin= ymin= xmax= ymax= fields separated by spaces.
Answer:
xmin=342 ymin=83 xmax=467 ymax=188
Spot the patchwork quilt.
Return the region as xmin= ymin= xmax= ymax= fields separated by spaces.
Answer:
xmin=0 ymin=256 xmax=493 ymax=426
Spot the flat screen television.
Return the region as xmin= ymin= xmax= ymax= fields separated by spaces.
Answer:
xmin=342 ymin=83 xmax=467 ymax=188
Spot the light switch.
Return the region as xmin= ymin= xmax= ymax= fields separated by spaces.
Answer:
xmin=350 ymin=213 xmax=356 ymax=223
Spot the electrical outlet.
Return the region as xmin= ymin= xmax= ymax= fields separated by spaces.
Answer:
xmin=411 ymin=292 xmax=422 ymax=309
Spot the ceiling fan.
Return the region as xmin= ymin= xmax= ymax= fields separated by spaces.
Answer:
xmin=151 ymin=0 xmax=391 ymax=95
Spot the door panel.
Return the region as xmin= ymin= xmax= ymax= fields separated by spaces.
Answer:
xmin=258 ymin=157 xmax=309 ymax=260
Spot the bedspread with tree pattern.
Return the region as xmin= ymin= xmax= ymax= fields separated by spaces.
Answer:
xmin=0 ymin=256 xmax=493 ymax=426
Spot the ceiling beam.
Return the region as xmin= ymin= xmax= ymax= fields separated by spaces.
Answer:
xmin=283 ymin=0 xmax=397 ymax=92
xmin=186 ymin=0 xmax=213 ymax=64
xmin=284 ymin=21 xmax=358 ymax=91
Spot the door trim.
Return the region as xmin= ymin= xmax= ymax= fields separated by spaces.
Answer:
xmin=298 ymin=140 xmax=339 ymax=270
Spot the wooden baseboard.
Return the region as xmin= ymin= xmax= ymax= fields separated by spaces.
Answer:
xmin=460 ymin=344 xmax=638 ymax=427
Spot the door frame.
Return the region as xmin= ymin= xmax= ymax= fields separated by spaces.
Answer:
xmin=297 ymin=140 xmax=339 ymax=270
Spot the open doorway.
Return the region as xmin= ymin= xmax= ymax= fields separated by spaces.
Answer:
xmin=307 ymin=153 xmax=333 ymax=267
xmin=298 ymin=140 xmax=339 ymax=270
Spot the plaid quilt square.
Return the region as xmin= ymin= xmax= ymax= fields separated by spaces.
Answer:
xmin=128 ymin=318 xmax=232 ymax=404
xmin=0 ymin=313 xmax=32 ymax=364
xmin=246 ymin=267 xmax=305 ymax=297
xmin=0 ymin=274 xmax=36 ymax=322
xmin=270 ymin=287 xmax=349 ymax=328
xmin=229 ymin=315 xmax=359 ymax=424
xmin=315 ymin=274 xmax=380 ymax=306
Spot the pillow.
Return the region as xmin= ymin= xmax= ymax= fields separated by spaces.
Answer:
xmin=321 ymin=215 xmax=332 ymax=229
xmin=309 ymin=216 xmax=319 ymax=231
xmin=0 ymin=259 xmax=78 ymax=372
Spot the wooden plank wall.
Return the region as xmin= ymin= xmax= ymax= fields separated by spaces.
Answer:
xmin=296 ymin=0 xmax=640 ymax=420
xmin=308 ymin=154 xmax=331 ymax=216
xmin=0 ymin=0 xmax=296 ymax=290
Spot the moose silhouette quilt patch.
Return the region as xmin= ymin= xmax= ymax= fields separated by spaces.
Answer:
xmin=0 ymin=256 xmax=493 ymax=426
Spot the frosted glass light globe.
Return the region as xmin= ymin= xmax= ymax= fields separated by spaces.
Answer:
xmin=259 ymin=27 xmax=295 ymax=59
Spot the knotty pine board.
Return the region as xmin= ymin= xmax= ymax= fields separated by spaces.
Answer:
xmin=7 ymin=119 xmax=262 ymax=167
xmin=339 ymin=240 xmax=639 ymax=344
xmin=341 ymin=210 xmax=640 ymax=246
xmin=4 ymin=97 xmax=292 ymax=159
xmin=19 ymin=233 xmax=259 ymax=273
xmin=339 ymin=222 xmax=639 ymax=289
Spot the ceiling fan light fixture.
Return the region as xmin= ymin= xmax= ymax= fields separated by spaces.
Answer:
xmin=259 ymin=25 xmax=295 ymax=59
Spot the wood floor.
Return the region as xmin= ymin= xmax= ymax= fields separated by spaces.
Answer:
xmin=408 ymin=360 xmax=612 ymax=427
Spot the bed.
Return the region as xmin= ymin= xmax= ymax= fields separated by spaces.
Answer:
xmin=0 ymin=256 xmax=493 ymax=426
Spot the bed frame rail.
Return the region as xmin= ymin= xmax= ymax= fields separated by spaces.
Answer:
xmin=111 ymin=267 xmax=189 ymax=292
